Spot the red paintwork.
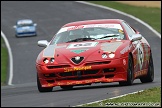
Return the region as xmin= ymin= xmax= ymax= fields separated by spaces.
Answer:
xmin=36 ymin=19 xmax=151 ymax=88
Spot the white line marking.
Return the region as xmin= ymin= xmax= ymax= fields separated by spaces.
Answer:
xmin=74 ymin=90 xmax=144 ymax=107
xmin=1 ymin=31 xmax=13 ymax=85
xmin=75 ymin=1 xmax=161 ymax=38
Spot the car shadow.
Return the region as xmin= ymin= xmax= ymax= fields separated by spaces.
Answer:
xmin=51 ymin=81 xmax=148 ymax=92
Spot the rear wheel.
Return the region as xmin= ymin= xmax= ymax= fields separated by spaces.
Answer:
xmin=119 ymin=55 xmax=134 ymax=86
xmin=140 ymin=52 xmax=154 ymax=83
xmin=37 ymin=74 xmax=53 ymax=92
xmin=60 ymin=85 xmax=73 ymax=90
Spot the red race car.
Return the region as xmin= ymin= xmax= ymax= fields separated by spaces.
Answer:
xmin=36 ymin=19 xmax=154 ymax=92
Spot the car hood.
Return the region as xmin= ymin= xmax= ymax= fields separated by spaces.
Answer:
xmin=40 ymin=40 xmax=129 ymax=64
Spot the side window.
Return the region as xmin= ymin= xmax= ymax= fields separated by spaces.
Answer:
xmin=122 ymin=21 xmax=136 ymax=38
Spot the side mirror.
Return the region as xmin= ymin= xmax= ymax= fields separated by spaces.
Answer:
xmin=38 ymin=40 xmax=49 ymax=47
xmin=13 ymin=25 xmax=17 ymax=28
xmin=131 ymin=34 xmax=142 ymax=42
xmin=34 ymin=23 xmax=37 ymax=26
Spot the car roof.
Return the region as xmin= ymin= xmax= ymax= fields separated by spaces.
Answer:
xmin=63 ymin=19 xmax=124 ymax=27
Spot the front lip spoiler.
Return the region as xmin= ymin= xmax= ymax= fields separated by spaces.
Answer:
xmin=40 ymin=76 xmax=126 ymax=87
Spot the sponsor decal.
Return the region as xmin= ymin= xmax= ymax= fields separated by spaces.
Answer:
xmin=67 ymin=42 xmax=98 ymax=49
xmin=57 ymin=82 xmax=61 ymax=85
xmin=85 ymin=80 xmax=91 ymax=83
xmin=71 ymin=49 xmax=88 ymax=54
xmin=57 ymin=24 xmax=123 ymax=34
xmin=134 ymin=69 xmax=147 ymax=77
xmin=67 ymin=82 xmax=72 ymax=85
xmin=64 ymin=66 xmax=92 ymax=72
xmin=106 ymin=79 xmax=113 ymax=82
xmin=123 ymin=59 xmax=126 ymax=65
xmin=48 ymin=83 xmax=53 ymax=86
xmin=95 ymin=79 xmax=99 ymax=82
xmin=75 ymin=81 xmax=82 ymax=84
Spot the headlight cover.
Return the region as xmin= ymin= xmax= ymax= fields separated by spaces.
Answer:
xmin=43 ymin=58 xmax=49 ymax=64
xmin=43 ymin=58 xmax=55 ymax=64
xmin=102 ymin=52 xmax=115 ymax=59
xmin=109 ymin=53 xmax=115 ymax=58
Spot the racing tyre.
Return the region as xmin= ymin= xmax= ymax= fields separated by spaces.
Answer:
xmin=60 ymin=85 xmax=73 ymax=90
xmin=119 ymin=55 xmax=134 ymax=86
xmin=15 ymin=35 xmax=19 ymax=38
xmin=140 ymin=52 xmax=154 ymax=83
xmin=37 ymin=74 xmax=53 ymax=92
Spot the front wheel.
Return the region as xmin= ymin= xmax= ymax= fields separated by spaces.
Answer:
xmin=119 ymin=55 xmax=134 ymax=86
xmin=37 ymin=74 xmax=53 ymax=92
xmin=140 ymin=52 xmax=154 ymax=83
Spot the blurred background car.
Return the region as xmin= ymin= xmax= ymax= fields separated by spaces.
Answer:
xmin=13 ymin=19 xmax=37 ymax=37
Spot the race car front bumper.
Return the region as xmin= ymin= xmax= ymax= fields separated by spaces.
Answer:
xmin=36 ymin=57 xmax=129 ymax=87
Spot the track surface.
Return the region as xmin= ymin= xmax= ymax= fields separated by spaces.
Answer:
xmin=1 ymin=1 xmax=161 ymax=107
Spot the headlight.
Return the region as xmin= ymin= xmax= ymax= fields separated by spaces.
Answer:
xmin=102 ymin=53 xmax=108 ymax=58
xmin=109 ymin=53 xmax=115 ymax=58
xmin=50 ymin=58 xmax=55 ymax=63
xmin=43 ymin=58 xmax=55 ymax=64
xmin=102 ymin=52 xmax=115 ymax=58
xmin=43 ymin=58 xmax=49 ymax=64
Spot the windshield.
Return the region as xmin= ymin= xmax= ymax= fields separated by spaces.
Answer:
xmin=17 ymin=20 xmax=34 ymax=27
xmin=50 ymin=24 xmax=125 ymax=45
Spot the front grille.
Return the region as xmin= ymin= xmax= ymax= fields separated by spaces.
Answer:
xmin=46 ymin=80 xmax=55 ymax=83
xmin=84 ymin=70 xmax=99 ymax=75
xmin=44 ymin=73 xmax=56 ymax=78
xmin=105 ymin=74 xmax=114 ymax=78
xmin=58 ymin=70 xmax=99 ymax=77
xmin=59 ymin=72 xmax=73 ymax=77
xmin=85 ymin=61 xmax=111 ymax=66
xmin=103 ymin=68 xmax=116 ymax=73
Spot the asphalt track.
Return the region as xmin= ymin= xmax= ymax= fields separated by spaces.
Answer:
xmin=1 ymin=1 xmax=161 ymax=107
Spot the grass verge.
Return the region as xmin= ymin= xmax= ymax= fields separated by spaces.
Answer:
xmin=89 ymin=1 xmax=161 ymax=34
xmin=1 ymin=37 xmax=8 ymax=86
xmin=78 ymin=86 xmax=161 ymax=107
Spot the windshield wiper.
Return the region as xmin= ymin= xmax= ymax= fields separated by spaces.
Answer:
xmin=66 ymin=38 xmax=96 ymax=43
xmin=97 ymin=34 xmax=119 ymax=39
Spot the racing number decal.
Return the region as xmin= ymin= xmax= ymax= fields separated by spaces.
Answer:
xmin=137 ymin=42 xmax=144 ymax=70
xmin=67 ymin=42 xmax=98 ymax=49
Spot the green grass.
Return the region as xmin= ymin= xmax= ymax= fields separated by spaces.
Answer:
xmin=89 ymin=1 xmax=161 ymax=34
xmin=1 ymin=37 xmax=8 ymax=86
xmin=78 ymin=86 xmax=161 ymax=107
